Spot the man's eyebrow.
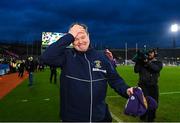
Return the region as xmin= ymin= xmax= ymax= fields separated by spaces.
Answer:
xmin=75 ymin=37 xmax=79 ymax=40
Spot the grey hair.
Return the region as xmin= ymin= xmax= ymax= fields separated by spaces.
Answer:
xmin=69 ymin=22 xmax=89 ymax=34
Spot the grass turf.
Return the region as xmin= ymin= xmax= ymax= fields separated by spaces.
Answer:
xmin=0 ymin=66 xmax=180 ymax=122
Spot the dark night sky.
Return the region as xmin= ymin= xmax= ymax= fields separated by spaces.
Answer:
xmin=0 ymin=0 xmax=180 ymax=48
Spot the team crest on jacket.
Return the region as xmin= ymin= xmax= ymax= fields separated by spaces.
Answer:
xmin=94 ymin=60 xmax=102 ymax=68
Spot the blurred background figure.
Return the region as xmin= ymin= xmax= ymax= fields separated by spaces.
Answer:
xmin=50 ymin=66 xmax=57 ymax=84
xmin=105 ymin=49 xmax=117 ymax=67
xmin=10 ymin=59 xmax=17 ymax=73
xmin=18 ymin=60 xmax=25 ymax=78
xmin=26 ymin=56 xmax=35 ymax=86
xmin=38 ymin=64 xmax=44 ymax=71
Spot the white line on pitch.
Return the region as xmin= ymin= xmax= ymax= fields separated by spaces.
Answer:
xmin=110 ymin=112 xmax=122 ymax=122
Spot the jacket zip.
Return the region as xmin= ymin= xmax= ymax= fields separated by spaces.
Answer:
xmin=84 ymin=53 xmax=93 ymax=122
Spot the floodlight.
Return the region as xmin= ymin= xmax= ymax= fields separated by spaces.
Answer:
xmin=171 ymin=24 xmax=178 ymax=32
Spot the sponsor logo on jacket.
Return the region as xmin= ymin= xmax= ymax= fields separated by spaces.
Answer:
xmin=93 ymin=60 xmax=107 ymax=73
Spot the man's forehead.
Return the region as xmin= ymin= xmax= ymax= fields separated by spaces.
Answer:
xmin=76 ymin=32 xmax=87 ymax=37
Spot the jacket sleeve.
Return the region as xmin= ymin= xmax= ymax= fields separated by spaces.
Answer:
xmin=147 ymin=61 xmax=163 ymax=72
xmin=104 ymin=55 xmax=129 ymax=98
xmin=40 ymin=33 xmax=74 ymax=67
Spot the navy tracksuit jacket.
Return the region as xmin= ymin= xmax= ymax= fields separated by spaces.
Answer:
xmin=40 ymin=33 xmax=129 ymax=122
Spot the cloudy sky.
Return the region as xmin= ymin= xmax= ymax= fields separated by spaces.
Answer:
xmin=0 ymin=0 xmax=180 ymax=48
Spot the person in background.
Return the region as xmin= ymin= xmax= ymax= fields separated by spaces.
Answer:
xmin=50 ymin=66 xmax=57 ymax=84
xmin=26 ymin=57 xmax=35 ymax=86
xmin=134 ymin=49 xmax=163 ymax=122
xmin=105 ymin=49 xmax=117 ymax=68
xmin=18 ymin=60 xmax=25 ymax=78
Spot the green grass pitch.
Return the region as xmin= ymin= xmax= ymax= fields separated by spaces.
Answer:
xmin=0 ymin=66 xmax=179 ymax=122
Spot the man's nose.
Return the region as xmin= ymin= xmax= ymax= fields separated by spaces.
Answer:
xmin=79 ymin=39 xmax=83 ymax=44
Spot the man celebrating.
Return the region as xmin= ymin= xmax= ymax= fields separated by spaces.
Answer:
xmin=41 ymin=23 xmax=133 ymax=122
